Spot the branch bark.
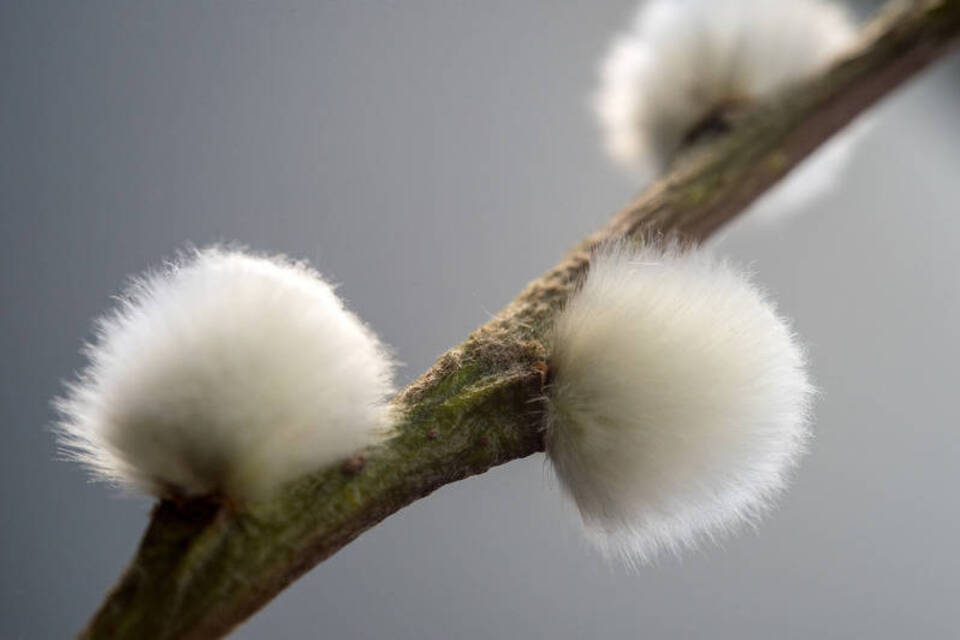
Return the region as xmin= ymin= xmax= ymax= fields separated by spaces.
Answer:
xmin=79 ymin=2 xmax=960 ymax=638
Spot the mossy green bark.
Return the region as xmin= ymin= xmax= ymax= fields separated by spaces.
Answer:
xmin=80 ymin=2 xmax=960 ymax=638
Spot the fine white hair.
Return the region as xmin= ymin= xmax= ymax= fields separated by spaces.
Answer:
xmin=594 ymin=0 xmax=858 ymax=176
xmin=546 ymin=243 xmax=813 ymax=564
xmin=56 ymin=247 xmax=396 ymax=502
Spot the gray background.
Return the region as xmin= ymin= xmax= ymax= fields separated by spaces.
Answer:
xmin=2 ymin=1 xmax=959 ymax=638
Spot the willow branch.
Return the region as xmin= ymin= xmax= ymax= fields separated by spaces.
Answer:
xmin=79 ymin=2 xmax=960 ymax=638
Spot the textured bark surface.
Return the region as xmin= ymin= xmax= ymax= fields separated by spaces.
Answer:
xmin=80 ymin=2 xmax=960 ymax=638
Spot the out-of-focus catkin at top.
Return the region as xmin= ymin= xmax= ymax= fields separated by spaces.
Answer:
xmin=594 ymin=0 xmax=866 ymax=220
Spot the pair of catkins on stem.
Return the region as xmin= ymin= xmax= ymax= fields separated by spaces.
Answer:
xmin=57 ymin=0 xmax=857 ymax=564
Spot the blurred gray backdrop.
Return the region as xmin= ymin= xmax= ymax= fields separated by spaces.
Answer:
xmin=2 ymin=1 xmax=959 ymax=638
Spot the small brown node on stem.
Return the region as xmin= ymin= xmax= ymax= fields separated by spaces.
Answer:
xmin=341 ymin=452 xmax=368 ymax=476
xmin=532 ymin=361 xmax=549 ymax=391
xmin=425 ymin=428 xmax=439 ymax=440
xmin=154 ymin=481 xmax=241 ymax=515
xmin=680 ymin=96 xmax=752 ymax=150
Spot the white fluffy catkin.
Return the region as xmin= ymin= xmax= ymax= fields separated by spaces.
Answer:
xmin=595 ymin=0 xmax=859 ymax=177
xmin=56 ymin=247 xmax=396 ymax=502
xmin=546 ymin=244 xmax=813 ymax=564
